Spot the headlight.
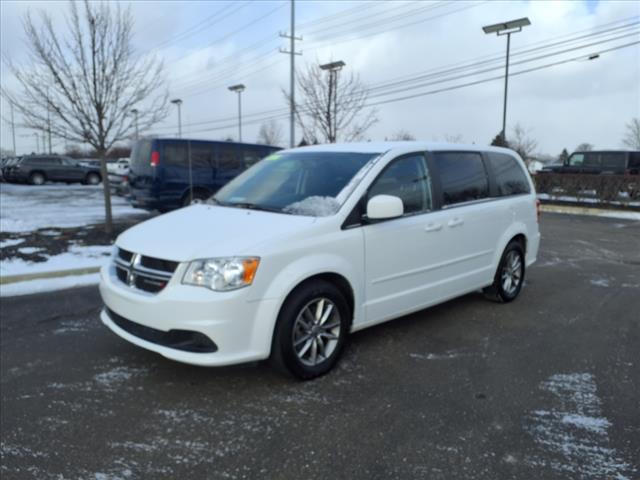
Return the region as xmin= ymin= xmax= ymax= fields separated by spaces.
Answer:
xmin=182 ymin=257 xmax=260 ymax=291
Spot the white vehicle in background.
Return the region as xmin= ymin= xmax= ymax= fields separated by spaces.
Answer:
xmin=100 ymin=142 xmax=540 ymax=379
xmin=107 ymin=158 xmax=130 ymax=196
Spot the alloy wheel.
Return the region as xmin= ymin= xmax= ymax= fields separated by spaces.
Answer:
xmin=292 ymin=297 xmax=341 ymax=367
xmin=501 ymin=250 xmax=523 ymax=296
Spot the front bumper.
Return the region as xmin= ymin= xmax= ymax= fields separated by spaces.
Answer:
xmin=99 ymin=264 xmax=280 ymax=366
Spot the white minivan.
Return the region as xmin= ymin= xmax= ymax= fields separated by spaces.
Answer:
xmin=100 ymin=142 xmax=540 ymax=379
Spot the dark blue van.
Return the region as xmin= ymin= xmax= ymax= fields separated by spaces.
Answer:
xmin=128 ymin=138 xmax=281 ymax=212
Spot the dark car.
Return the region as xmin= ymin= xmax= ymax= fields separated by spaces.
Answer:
xmin=541 ymin=150 xmax=640 ymax=175
xmin=128 ymin=138 xmax=281 ymax=212
xmin=3 ymin=155 xmax=102 ymax=185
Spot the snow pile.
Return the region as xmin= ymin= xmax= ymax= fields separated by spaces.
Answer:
xmin=283 ymin=196 xmax=340 ymax=217
xmin=1 ymin=244 xmax=112 ymax=277
xmin=0 ymin=183 xmax=148 ymax=233
xmin=0 ymin=273 xmax=100 ymax=297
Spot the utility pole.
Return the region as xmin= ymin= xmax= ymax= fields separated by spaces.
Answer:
xmin=279 ymin=0 xmax=302 ymax=148
xmin=320 ymin=61 xmax=346 ymax=143
xmin=10 ymin=101 xmax=16 ymax=155
xmin=482 ymin=18 xmax=531 ymax=144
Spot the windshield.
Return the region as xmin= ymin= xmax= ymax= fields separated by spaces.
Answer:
xmin=214 ymin=151 xmax=380 ymax=216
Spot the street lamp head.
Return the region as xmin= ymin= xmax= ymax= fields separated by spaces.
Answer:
xmin=170 ymin=98 xmax=183 ymax=106
xmin=482 ymin=17 xmax=531 ymax=35
xmin=320 ymin=60 xmax=346 ymax=71
xmin=228 ymin=84 xmax=246 ymax=92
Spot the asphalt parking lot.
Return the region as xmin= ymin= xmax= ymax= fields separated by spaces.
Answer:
xmin=1 ymin=213 xmax=639 ymax=479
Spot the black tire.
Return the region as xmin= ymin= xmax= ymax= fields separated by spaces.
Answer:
xmin=270 ymin=280 xmax=350 ymax=380
xmin=483 ymin=240 xmax=526 ymax=303
xmin=29 ymin=171 xmax=45 ymax=186
xmin=85 ymin=172 xmax=101 ymax=185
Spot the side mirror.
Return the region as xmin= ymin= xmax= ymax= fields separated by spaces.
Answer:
xmin=366 ymin=195 xmax=404 ymax=220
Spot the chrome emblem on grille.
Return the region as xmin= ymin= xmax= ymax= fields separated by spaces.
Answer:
xmin=127 ymin=253 xmax=141 ymax=287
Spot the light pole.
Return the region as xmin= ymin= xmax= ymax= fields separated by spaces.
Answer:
xmin=319 ymin=60 xmax=345 ymax=143
xmin=228 ymin=84 xmax=246 ymax=142
xmin=482 ymin=17 xmax=531 ymax=144
xmin=9 ymin=101 xmax=16 ymax=155
xmin=171 ymin=99 xmax=183 ymax=138
xmin=130 ymin=109 xmax=139 ymax=140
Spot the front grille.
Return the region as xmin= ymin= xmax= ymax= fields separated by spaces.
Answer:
xmin=114 ymin=248 xmax=178 ymax=294
xmin=106 ymin=308 xmax=218 ymax=353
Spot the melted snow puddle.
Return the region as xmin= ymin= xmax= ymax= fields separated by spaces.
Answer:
xmin=525 ymin=373 xmax=635 ymax=479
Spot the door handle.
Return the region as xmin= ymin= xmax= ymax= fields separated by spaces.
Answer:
xmin=448 ymin=218 xmax=464 ymax=228
xmin=424 ymin=223 xmax=442 ymax=232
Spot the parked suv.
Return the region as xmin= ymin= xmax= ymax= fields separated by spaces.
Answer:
xmin=100 ymin=142 xmax=540 ymax=379
xmin=3 ymin=155 xmax=102 ymax=185
xmin=128 ymin=138 xmax=280 ymax=212
xmin=541 ymin=150 xmax=640 ymax=175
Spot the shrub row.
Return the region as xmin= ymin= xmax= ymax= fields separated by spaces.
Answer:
xmin=533 ymin=173 xmax=639 ymax=205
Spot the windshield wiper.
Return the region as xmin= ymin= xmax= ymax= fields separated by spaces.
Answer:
xmin=220 ymin=201 xmax=289 ymax=214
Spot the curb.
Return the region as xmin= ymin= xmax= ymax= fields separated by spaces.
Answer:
xmin=1 ymin=266 xmax=101 ymax=285
xmin=539 ymin=204 xmax=639 ymax=218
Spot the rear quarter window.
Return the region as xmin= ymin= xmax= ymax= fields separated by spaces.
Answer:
xmin=600 ymin=152 xmax=626 ymax=169
xmin=433 ymin=152 xmax=489 ymax=206
xmin=163 ymin=142 xmax=188 ymax=167
xmin=486 ymin=152 xmax=531 ymax=196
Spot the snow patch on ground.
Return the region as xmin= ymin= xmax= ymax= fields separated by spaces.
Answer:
xmin=0 ymin=273 xmax=100 ymax=297
xmin=0 ymin=182 xmax=147 ymax=233
xmin=525 ymin=372 xmax=635 ymax=479
xmin=590 ymin=276 xmax=611 ymax=287
xmin=1 ymin=244 xmax=112 ymax=276
xmin=17 ymin=247 xmax=43 ymax=254
xmin=409 ymin=351 xmax=464 ymax=360
xmin=0 ymin=238 xmax=25 ymax=248
xmin=93 ymin=366 xmax=148 ymax=390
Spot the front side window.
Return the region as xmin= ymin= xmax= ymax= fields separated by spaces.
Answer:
xmin=487 ymin=152 xmax=530 ymax=196
xmin=215 ymin=151 xmax=379 ymax=216
xmin=568 ymin=154 xmax=584 ymax=166
xmin=433 ymin=152 xmax=489 ymax=206
xmin=368 ymin=154 xmax=432 ymax=215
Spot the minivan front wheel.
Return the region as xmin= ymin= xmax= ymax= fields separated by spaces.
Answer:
xmin=484 ymin=241 xmax=525 ymax=303
xmin=271 ymin=280 xmax=349 ymax=380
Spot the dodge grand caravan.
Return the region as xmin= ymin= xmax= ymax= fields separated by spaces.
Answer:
xmin=100 ymin=142 xmax=540 ymax=379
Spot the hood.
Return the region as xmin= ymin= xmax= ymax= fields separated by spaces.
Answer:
xmin=117 ymin=204 xmax=317 ymax=261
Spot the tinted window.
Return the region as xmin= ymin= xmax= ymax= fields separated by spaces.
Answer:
xmin=130 ymin=140 xmax=152 ymax=173
xmin=568 ymin=153 xmax=584 ymax=166
xmin=241 ymin=148 xmax=263 ymax=167
xmin=584 ymin=153 xmax=600 ymax=167
xmin=433 ymin=152 xmax=489 ymax=205
xmin=487 ymin=152 xmax=530 ymax=196
xmin=629 ymin=152 xmax=640 ymax=168
xmin=218 ymin=145 xmax=241 ymax=170
xmin=601 ymin=152 xmax=625 ymax=169
xmin=369 ymin=154 xmax=431 ymax=214
xmin=163 ymin=142 xmax=188 ymax=167
xmin=189 ymin=144 xmax=213 ymax=168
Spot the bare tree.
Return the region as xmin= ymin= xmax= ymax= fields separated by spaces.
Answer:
xmin=2 ymin=1 xmax=168 ymax=235
xmin=510 ymin=123 xmax=538 ymax=161
xmin=576 ymin=143 xmax=594 ymax=151
xmin=257 ymin=119 xmax=284 ymax=146
xmin=388 ymin=129 xmax=415 ymax=141
xmin=443 ymin=133 xmax=464 ymax=144
xmin=285 ymin=61 xmax=377 ymax=143
xmin=622 ymin=117 xmax=640 ymax=149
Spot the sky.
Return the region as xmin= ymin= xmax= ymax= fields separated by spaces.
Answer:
xmin=1 ymin=0 xmax=639 ymax=157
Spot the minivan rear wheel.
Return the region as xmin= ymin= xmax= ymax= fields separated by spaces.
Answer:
xmin=483 ymin=241 xmax=525 ymax=303
xmin=270 ymin=280 xmax=349 ymax=380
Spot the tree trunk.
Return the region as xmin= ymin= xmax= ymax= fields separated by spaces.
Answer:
xmin=98 ymin=151 xmax=113 ymax=236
